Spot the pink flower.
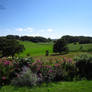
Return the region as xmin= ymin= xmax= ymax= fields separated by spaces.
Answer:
xmin=48 ymin=70 xmax=53 ymax=73
xmin=2 ymin=76 xmax=6 ymax=80
xmin=68 ymin=58 xmax=72 ymax=63
xmin=54 ymin=64 xmax=60 ymax=67
xmin=4 ymin=61 xmax=10 ymax=65
xmin=46 ymin=65 xmax=52 ymax=69
xmin=37 ymin=60 xmax=42 ymax=64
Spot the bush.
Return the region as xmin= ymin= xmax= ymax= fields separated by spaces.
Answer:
xmin=0 ymin=57 xmax=34 ymax=86
xmin=58 ymin=58 xmax=77 ymax=81
xmin=31 ymin=58 xmax=76 ymax=82
xmin=11 ymin=66 xmax=38 ymax=87
xmin=53 ymin=39 xmax=68 ymax=54
xmin=0 ymin=59 xmax=16 ymax=85
xmin=0 ymin=38 xmax=24 ymax=57
xmin=73 ymin=53 xmax=92 ymax=79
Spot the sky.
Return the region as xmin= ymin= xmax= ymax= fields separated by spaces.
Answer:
xmin=0 ymin=0 xmax=92 ymax=39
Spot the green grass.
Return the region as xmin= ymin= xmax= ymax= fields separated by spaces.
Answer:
xmin=19 ymin=41 xmax=53 ymax=57
xmin=68 ymin=43 xmax=92 ymax=52
xmin=18 ymin=41 xmax=92 ymax=57
xmin=0 ymin=80 xmax=92 ymax=92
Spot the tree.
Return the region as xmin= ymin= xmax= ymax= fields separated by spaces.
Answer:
xmin=53 ymin=39 xmax=68 ymax=54
xmin=0 ymin=37 xmax=25 ymax=57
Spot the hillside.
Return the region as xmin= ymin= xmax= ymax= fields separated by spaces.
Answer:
xmin=19 ymin=41 xmax=53 ymax=57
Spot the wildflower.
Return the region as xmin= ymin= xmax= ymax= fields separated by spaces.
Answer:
xmin=54 ymin=64 xmax=60 ymax=67
xmin=68 ymin=58 xmax=72 ymax=63
xmin=2 ymin=76 xmax=6 ymax=80
xmin=4 ymin=61 xmax=10 ymax=65
xmin=45 ymin=65 xmax=52 ymax=69
xmin=37 ymin=60 xmax=42 ymax=64
xmin=48 ymin=70 xmax=53 ymax=73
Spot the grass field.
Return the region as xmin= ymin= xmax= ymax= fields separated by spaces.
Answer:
xmin=19 ymin=41 xmax=53 ymax=57
xmin=18 ymin=41 xmax=92 ymax=58
xmin=0 ymin=80 xmax=92 ymax=92
xmin=68 ymin=43 xmax=92 ymax=52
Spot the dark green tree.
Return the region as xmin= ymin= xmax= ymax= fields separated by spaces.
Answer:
xmin=53 ymin=39 xmax=68 ymax=54
xmin=0 ymin=37 xmax=24 ymax=57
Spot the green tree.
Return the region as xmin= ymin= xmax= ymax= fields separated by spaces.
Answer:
xmin=53 ymin=39 xmax=68 ymax=54
xmin=0 ymin=37 xmax=24 ymax=57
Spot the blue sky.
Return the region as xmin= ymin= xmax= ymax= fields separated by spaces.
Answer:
xmin=0 ymin=0 xmax=92 ymax=38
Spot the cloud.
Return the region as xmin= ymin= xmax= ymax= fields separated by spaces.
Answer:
xmin=16 ymin=28 xmax=23 ymax=31
xmin=16 ymin=27 xmax=33 ymax=32
xmin=47 ymin=28 xmax=53 ymax=32
xmin=40 ymin=28 xmax=53 ymax=33
xmin=24 ymin=27 xmax=33 ymax=32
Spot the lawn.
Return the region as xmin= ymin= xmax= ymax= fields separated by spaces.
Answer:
xmin=0 ymin=80 xmax=92 ymax=92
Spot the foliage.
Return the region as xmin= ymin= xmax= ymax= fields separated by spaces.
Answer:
xmin=0 ymin=38 xmax=24 ymax=57
xmin=0 ymin=55 xmax=92 ymax=87
xmin=73 ymin=53 xmax=92 ymax=79
xmin=20 ymin=36 xmax=51 ymax=43
xmin=62 ymin=35 xmax=92 ymax=44
xmin=53 ymin=39 xmax=68 ymax=54
xmin=0 ymin=59 xmax=16 ymax=85
xmin=31 ymin=58 xmax=76 ymax=82
xmin=11 ymin=67 xmax=38 ymax=86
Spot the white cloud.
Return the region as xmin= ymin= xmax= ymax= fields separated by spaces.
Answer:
xmin=47 ymin=28 xmax=53 ymax=32
xmin=16 ymin=28 xmax=23 ymax=31
xmin=40 ymin=28 xmax=53 ymax=33
xmin=24 ymin=27 xmax=33 ymax=32
xmin=16 ymin=27 xmax=33 ymax=32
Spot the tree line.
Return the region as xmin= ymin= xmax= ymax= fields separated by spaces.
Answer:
xmin=61 ymin=35 xmax=92 ymax=44
xmin=53 ymin=35 xmax=92 ymax=54
xmin=1 ymin=35 xmax=92 ymax=57
xmin=5 ymin=35 xmax=52 ymax=43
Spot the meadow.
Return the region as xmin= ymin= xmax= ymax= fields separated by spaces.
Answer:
xmin=1 ymin=41 xmax=92 ymax=92
xmin=0 ymin=80 xmax=92 ymax=92
xmin=19 ymin=41 xmax=92 ymax=58
xmin=19 ymin=41 xmax=53 ymax=57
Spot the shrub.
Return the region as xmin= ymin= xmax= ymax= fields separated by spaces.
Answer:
xmin=53 ymin=39 xmax=68 ymax=54
xmin=0 ymin=38 xmax=24 ymax=57
xmin=14 ymin=57 xmax=34 ymax=68
xmin=31 ymin=60 xmax=55 ymax=82
xmin=0 ymin=59 xmax=15 ymax=85
xmin=40 ymin=65 xmax=55 ymax=82
xmin=60 ymin=58 xmax=77 ymax=81
xmin=73 ymin=53 xmax=92 ymax=79
xmin=11 ymin=66 xmax=38 ymax=87
xmin=0 ymin=57 xmax=34 ymax=86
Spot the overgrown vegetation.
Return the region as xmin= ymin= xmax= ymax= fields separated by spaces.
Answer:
xmin=0 ymin=54 xmax=92 ymax=86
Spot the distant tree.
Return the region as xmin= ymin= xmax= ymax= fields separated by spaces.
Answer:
xmin=6 ymin=35 xmax=20 ymax=40
xmin=53 ymin=39 xmax=68 ymax=54
xmin=0 ymin=38 xmax=24 ymax=57
xmin=20 ymin=36 xmax=51 ymax=43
